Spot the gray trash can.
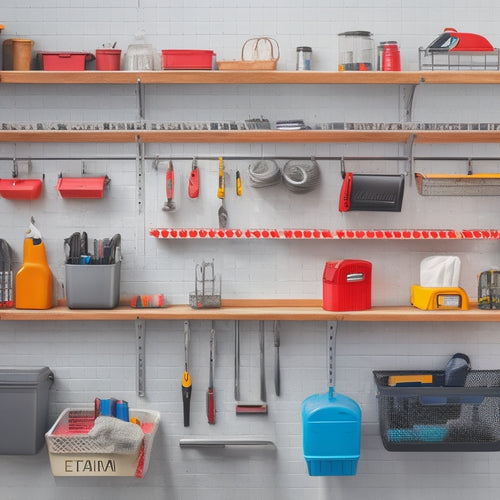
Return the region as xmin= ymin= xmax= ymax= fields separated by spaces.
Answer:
xmin=0 ymin=366 xmax=53 ymax=454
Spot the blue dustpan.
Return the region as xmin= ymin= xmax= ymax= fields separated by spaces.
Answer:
xmin=302 ymin=322 xmax=361 ymax=476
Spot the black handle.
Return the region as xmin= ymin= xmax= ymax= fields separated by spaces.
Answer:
xmin=182 ymin=384 xmax=192 ymax=427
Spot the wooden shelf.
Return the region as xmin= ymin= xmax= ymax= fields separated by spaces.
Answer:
xmin=2 ymin=70 xmax=500 ymax=85
xmin=1 ymin=301 xmax=499 ymax=322
xmin=2 ymin=129 xmax=500 ymax=144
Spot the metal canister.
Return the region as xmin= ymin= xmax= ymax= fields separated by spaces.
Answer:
xmin=296 ymin=46 xmax=312 ymax=70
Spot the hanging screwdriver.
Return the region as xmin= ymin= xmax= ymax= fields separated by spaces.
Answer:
xmin=182 ymin=320 xmax=192 ymax=427
xmin=236 ymin=170 xmax=242 ymax=196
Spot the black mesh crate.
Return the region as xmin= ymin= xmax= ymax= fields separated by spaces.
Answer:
xmin=373 ymin=370 xmax=500 ymax=451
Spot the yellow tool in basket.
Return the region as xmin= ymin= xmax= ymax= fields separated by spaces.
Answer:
xmin=411 ymin=285 xmax=469 ymax=311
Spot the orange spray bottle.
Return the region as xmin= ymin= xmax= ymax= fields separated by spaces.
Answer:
xmin=15 ymin=218 xmax=53 ymax=309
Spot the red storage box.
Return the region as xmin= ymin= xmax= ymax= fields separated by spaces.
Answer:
xmin=323 ymin=260 xmax=372 ymax=311
xmin=162 ymin=50 xmax=214 ymax=69
xmin=40 ymin=52 xmax=94 ymax=71
xmin=0 ymin=179 xmax=42 ymax=200
xmin=56 ymin=177 xmax=107 ymax=199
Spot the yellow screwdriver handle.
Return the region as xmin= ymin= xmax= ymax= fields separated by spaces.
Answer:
xmin=236 ymin=170 xmax=242 ymax=196
xmin=217 ymin=157 xmax=225 ymax=199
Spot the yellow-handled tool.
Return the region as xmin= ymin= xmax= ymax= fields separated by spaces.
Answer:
xmin=182 ymin=320 xmax=192 ymax=427
xmin=236 ymin=170 xmax=242 ymax=196
xmin=217 ymin=157 xmax=225 ymax=199
xmin=217 ymin=157 xmax=228 ymax=228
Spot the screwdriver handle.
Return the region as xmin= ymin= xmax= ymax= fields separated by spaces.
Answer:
xmin=236 ymin=170 xmax=242 ymax=196
xmin=182 ymin=371 xmax=192 ymax=427
xmin=207 ymin=388 xmax=215 ymax=424
xmin=217 ymin=157 xmax=225 ymax=199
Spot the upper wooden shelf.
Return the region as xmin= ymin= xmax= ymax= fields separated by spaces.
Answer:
xmin=1 ymin=129 xmax=500 ymax=144
xmin=2 ymin=70 xmax=500 ymax=85
xmin=0 ymin=300 xmax=498 ymax=322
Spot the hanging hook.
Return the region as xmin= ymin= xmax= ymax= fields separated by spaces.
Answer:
xmin=12 ymin=158 xmax=18 ymax=178
xmin=152 ymin=154 xmax=160 ymax=170
xmin=340 ymin=156 xmax=346 ymax=179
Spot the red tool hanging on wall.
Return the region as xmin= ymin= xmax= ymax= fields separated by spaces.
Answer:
xmin=188 ymin=158 xmax=200 ymax=199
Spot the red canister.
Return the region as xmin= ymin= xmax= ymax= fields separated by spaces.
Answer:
xmin=382 ymin=43 xmax=401 ymax=71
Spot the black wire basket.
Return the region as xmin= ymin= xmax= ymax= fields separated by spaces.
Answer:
xmin=374 ymin=370 xmax=500 ymax=451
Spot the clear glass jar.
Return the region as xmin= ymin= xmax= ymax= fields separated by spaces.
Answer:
xmin=338 ymin=31 xmax=374 ymax=71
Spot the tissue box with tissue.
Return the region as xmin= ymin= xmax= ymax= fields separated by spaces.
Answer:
xmin=411 ymin=256 xmax=469 ymax=310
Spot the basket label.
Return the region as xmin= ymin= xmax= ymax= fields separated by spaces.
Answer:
xmin=65 ymin=458 xmax=116 ymax=473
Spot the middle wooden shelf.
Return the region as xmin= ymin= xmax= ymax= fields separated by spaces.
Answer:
xmin=2 ymin=129 xmax=500 ymax=144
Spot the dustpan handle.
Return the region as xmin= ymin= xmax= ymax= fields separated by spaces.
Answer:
xmin=327 ymin=321 xmax=338 ymax=399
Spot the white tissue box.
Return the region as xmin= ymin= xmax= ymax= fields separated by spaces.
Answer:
xmin=45 ymin=408 xmax=160 ymax=477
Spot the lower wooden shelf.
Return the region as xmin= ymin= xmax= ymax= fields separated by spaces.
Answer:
xmin=1 ymin=300 xmax=499 ymax=322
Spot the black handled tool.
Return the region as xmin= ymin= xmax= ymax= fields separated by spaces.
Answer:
xmin=182 ymin=320 xmax=192 ymax=427
xmin=207 ymin=321 xmax=216 ymax=424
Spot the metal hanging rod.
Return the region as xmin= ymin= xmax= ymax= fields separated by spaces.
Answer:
xmin=414 ymin=157 xmax=500 ymax=162
xmin=0 ymin=156 xmax=137 ymax=162
xmin=2 ymin=154 xmax=499 ymax=164
xmin=147 ymin=155 xmax=409 ymax=164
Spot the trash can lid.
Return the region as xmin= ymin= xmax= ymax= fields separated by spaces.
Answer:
xmin=0 ymin=366 xmax=53 ymax=385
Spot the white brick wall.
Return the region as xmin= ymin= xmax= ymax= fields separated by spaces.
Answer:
xmin=2 ymin=2 xmax=500 ymax=499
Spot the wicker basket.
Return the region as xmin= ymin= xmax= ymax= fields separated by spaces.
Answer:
xmin=218 ymin=37 xmax=279 ymax=71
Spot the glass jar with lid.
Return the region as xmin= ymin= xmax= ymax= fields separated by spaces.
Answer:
xmin=338 ymin=31 xmax=374 ymax=71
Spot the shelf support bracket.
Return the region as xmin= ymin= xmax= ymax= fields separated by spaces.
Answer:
xmin=136 ymin=318 xmax=146 ymax=397
xmin=136 ymin=78 xmax=145 ymax=120
xmin=405 ymin=134 xmax=416 ymax=186
xmin=327 ymin=320 xmax=338 ymax=397
xmin=399 ymin=84 xmax=417 ymax=122
xmin=136 ymin=136 xmax=145 ymax=214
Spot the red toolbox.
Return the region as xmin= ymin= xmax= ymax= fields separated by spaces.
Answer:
xmin=40 ymin=52 xmax=94 ymax=71
xmin=323 ymin=260 xmax=372 ymax=311
xmin=161 ymin=50 xmax=214 ymax=69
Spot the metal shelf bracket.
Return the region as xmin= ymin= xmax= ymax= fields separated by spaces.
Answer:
xmin=136 ymin=136 xmax=145 ymax=214
xmin=400 ymin=84 xmax=417 ymax=122
xmin=136 ymin=318 xmax=146 ymax=397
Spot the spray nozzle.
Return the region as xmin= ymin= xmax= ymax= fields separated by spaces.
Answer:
xmin=25 ymin=217 xmax=42 ymax=243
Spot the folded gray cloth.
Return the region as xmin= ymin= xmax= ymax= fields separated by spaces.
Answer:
xmin=88 ymin=416 xmax=144 ymax=454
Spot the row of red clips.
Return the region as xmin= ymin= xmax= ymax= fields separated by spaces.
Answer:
xmin=149 ymin=228 xmax=500 ymax=240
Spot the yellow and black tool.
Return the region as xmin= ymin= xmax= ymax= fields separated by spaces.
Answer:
xmin=182 ymin=320 xmax=192 ymax=427
xmin=217 ymin=157 xmax=228 ymax=228
xmin=236 ymin=170 xmax=242 ymax=196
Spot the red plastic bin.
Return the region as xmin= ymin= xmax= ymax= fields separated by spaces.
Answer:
xmin=162 ymin=50 xmax=214 ymax=70
xmin=56 ymin=177 xmax=107 ymax=199
xmin=95 ymin=49 xmax=121 ymax=71
xmin=40 ymin=52 xmax=94 ymax=71
xmin=0 ymin=179 xmax=43 ymax=200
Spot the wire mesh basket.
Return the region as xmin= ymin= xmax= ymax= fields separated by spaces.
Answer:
xmin=418 ymin=47 xmax=500 ymax=70
xmin=374 ymin=370 xmax=500 ymax=451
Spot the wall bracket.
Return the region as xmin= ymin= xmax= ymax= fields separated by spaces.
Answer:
xmin=136 ymin=318 xmax=146 ymax=397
